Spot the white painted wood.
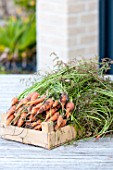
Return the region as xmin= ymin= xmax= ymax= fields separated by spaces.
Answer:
xmin=0 ymin=137 xmax=113 ymax=170
xmin=0 ymin=75 xmax=31 ymax=115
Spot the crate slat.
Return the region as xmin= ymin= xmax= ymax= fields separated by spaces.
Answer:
xmin=0 ymin=114 xmax=76 ymax=149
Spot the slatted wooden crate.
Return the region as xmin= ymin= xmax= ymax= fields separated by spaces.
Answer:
xmin=0 ymin=114 xmax=76 ymax=149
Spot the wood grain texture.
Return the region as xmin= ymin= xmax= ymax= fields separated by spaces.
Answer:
xmin=0 ymin=75 xmax=30 ymax=114
xmin=0 ymin=117 xmax=76 ymax=149
xmin=0 ymin=75 xmax=113 ymax=169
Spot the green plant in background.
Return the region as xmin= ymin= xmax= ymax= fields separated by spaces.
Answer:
xmin=14 ymin=0 xmax=36 ymax=11
xmin=0 ymin=0 xmax=36 ymax=73
xmin=14 ymin=0 xmax=36 ymax=70
xmin=0 ymin=16 xmax=36 ymax=71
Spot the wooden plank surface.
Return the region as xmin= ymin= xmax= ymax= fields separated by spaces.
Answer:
xmin=0 ymin=74 xmax=29 ymax=114
xmin=0 ymin=75 xmax=113 ymax=170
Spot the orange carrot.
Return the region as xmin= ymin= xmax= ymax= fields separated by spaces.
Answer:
xmin=27 ymin=105 xmax=32 ymax=113
xmin=11 ymin=97 xmax=18 ymax=106
xmin=55 ymin=119 xmax=67 ymax=131
xmin=96 ymin=135 xmax=101 ymax=140
xmin=66 ymin=101 xmax=74 ymax=111
xmin=31 ymin=107 xmax=39 ymax=115
xmin=34 ymin=124 xmax=42 ymax=130
xmin=53 ymin=100 xmax=59 ymax=108
xmin=36 ymin=98 xmax=54 ymax=116
xmin=36 ymin=119 xmax=42 ymax=124
xmin=28 ymin=122 xmax=37 ymax=128
xmin=16 ymin=98 xmax=28 ymax=110
xmin=32 ymin=120 xmax=41 ymax=127
xmin=60 ymin=93 xmax=68 ymax=110
xmin=14 ymin=107 xmax=23 ymax=116
xmin=45 ymin=104 xmax=61 ymax=120
xmin=29 ymin=114 xmax=36 ymax=122
xmin=57 ymin=115 xmax=63 ymax=128
xmin=28 ymin=119 xmax=42 ymax=128
xmin=47 ymin=112 xmax=59 ymax=122
xmin=13 ymin=107 xmax=23 ymax=125
xmin=65 ymin=102 xmax=74 ymax=119
xmin=27 ymin=95 xmax=46 ymax=106
xmin=61 ymin=119 xmax=67 ymax=127
xmin=7 ymin=105 xmax=16 ymax=118
xmin=17 ymin=112 xmax=27 ymax=127
xmin=25 ymin=92 xmax=36 ymax=101
xmin=34 ymin=102 xmax=43 ymax=109
xmin=30 ymin=92 xmax=40 ymax=101
xmin=6 ymin=114 xmax=14 ymax=126
xmin=22 ymin=98 xmax=29 ymax=104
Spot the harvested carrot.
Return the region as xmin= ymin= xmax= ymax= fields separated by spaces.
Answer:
xmin=32 ymin=120 xmax=41 ymax=127
xmin=22 ymin=98 xmax=29 ymax=104
xmin=46 ymin=109 xmax=54 ymax=120
xmin=45 ymin=104 xmax=61 ymax=120
xmin=6 ymin=114 xmax=14 ymax=126
xmin=13 ymin=107 xmax=23 ymax=125
xmin=34 ymin=102 xmax=43 ymax=109
xmin=25 ymin=92 xmax=36 ymax=101
xmin=17 ymin=112 xmax=27 ymax=127
xmin=66 ymin=101 xmax=74 ymax=111
xmin=30 ymin=92 xmax=40 ymax=101
xmin=16 ymin=98 xmax=28 ymax=110
xmin=65 ymin=101 xmax=75 ymax=119
xmin=60 ymin=92 xmax=68 ymax=110
xmin=27 ymin=95 xmax=46 ymax=106
xmin=53 ymin=100 xmax=59 ymax=108
xmin=36 ymin=119 xmax=42 ymax=124
xmin=16 ymin=107 xmax=23 ymax=113
xmin=55 ymin=119 xmax=67 ymax=130
xmin=31 ymin=107 xmax=39 ymax=115
xmin=96 ymin=135 xmax=101 ymax=140
xmin=36 ymin=98 xmax=54 ymax=116
xmin=47 ymin=112 xmax=59 ymax=122
xmin=11 ymin=97 xmax=18 ymax=106
xmin=57 ymin=115 xmax=63 ymax=128
xmin=14 ymin=107 xmax=23 ymax=116
xmin=61 ymin=119 xmax=67 ymax=127
xmin=27 ymin=106 xmax=32 ymax=113
xmin=7 ymin=105 xmax=16 ymax=118
xmin=29 ymin=114 xmax=36 ymax=122
xmin=34 ymin=124 xmax=42 ymax=130
xmin=28 ymin=119 xmax=42 ymax=129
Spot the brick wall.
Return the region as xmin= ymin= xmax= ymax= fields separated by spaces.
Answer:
xmin=68 ymin=0 xmax=98 ymax=59
xmin=37 ymin=0 xmax=99 ymax=71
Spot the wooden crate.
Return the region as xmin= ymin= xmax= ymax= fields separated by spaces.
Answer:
xmin=0 ymin=114 xmax=76 ymax=149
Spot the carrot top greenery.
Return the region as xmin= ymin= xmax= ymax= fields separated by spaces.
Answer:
xmin=15 ymin=58 xmax=113 ymax=140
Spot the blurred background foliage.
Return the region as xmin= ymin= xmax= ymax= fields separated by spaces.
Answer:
xmin=14 ymin=0 xmax=36 ymax=11
xmin=0 ymin=0 xmax=36 ymax=74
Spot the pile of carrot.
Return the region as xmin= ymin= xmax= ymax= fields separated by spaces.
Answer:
xmin=5 ymin=59 xmax=113 ymax=139
xmin=6 ymin=91 xmax=75 ymax=131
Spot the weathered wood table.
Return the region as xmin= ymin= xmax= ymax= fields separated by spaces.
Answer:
xmin=0 ymin=75 xmax=113 ymax=170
